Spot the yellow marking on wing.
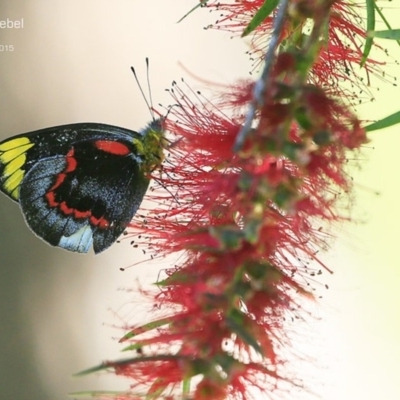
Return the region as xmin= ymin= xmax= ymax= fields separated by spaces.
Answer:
xmin=0 ymin=136 xmax=32 ymax=151
xmin=4 ymin=169 xmax=25 ymax=200
xmin=11 ymin=186 xmax=20 ymax=200
xmin=0 ymin=137 xmax=35 ymax=200
xmin=0 ymin=139 xmax=34 ymax=164
xmin=4 ymin=153 xmax=26 ymax=176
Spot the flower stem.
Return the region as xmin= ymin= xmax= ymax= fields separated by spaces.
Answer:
xmin=233 ymin=0 xmax=290 ymax=152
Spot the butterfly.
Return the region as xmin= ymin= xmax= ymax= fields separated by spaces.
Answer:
xmin=0 ymin=119 xmax=165 ymax=253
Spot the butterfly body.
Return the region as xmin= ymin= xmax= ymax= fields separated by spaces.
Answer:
xmin=0 ymin=121 xmax=165 ymax=253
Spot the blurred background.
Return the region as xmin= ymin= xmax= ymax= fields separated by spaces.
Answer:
xmin=0 ymin=1 xmax=399 ymax=399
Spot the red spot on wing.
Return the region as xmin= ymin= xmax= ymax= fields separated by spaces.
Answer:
xmin=48 ymin=149 xmax=77 ymax=192
xmin=94 ymin=140 xmax=130 ymax=156
xmin=46 ymin=191 xmax=110 ymax=228
xmin=58 ymin=201 xmax=109 ymax=227
xmin=90 ymin=215 xmax=109 ymax=228
xmin=46 ymin=191 xmax=57 ymax=208
xmin=65 ymin=149 xmax=77 ymax=172
xmin=44 ymin=146 xmax=110 ymax=229
xmin=51 ymin=173 xmax=67 ymax=191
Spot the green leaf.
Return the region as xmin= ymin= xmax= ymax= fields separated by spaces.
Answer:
xmin=364 ymin=111 xmax=400 ymax=132
xmin=360 ymin=0 xmax=375 ymax=66
xmin=238 ymin=170 xmax=254 ymax=191
xmin=243 ymin=218 xmax=262 ymax=244
xmin=281 ymin=141 xmax=304 ymax=161
xmin=74 ymin=355 xmax=181 ymax=376
xmin=244 ymin=261 xmax=270 ymax=280
xmin=146 ymin=378 xmax=169 ymax=400
xmin=242 ymin=0 xmax=280 ymax=38
xmin=177 ymin=0 xmax=209 ymax=23
xmin=182 ymin=378 xmax=191 ymax=396
xmin=213 ymin=353 xmax=238 ymax=373
xmin=209 ymin=225 xmax=244 ymax=250
xmin=368 ymin=29 xmax=400 ymax=40
xmin=121 ymin=342 xmax=145 ymax=352
xmin=226 ymin=309 xmax=263 ymax=355
xmin=156 ymin=270 xmax=194 ymax=286
xmin=312 ymin=130 xmax=332 ymax=145
xmin=74 ymin=362 xmax=114 ymax=376
xmin=119 ymin=317 xmax=172 ymax=341
xmin=372 ymin=5 xmax=400 ymax=47
xmin=295 ymin=106 xmax=313 ymax=130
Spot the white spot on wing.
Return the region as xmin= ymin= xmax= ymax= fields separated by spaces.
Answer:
xmin=59 ymin=225 xmax=93 ymax=253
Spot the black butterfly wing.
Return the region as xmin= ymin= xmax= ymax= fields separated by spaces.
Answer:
xmin=18 ymin=139 xmax=150 ymax=254
xmin=0 ymin=123 xmax=143 ymax=202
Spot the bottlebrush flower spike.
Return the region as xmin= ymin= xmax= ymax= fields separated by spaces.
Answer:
xmin=78 ymin=1 xmax=372 ymax=399
xmin=84 ymin=71 xmax=366 ymax=398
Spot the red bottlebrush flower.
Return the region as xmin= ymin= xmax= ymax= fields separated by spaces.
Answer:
xmin=110 ymin=65 xmax=365 ymax=397
xmin=80 ymin=2 xmax=372 ymax=399
xmin=206 ymin=0 xmax=386 ymax=99
xmin=310 ymin=1 xmax=386 ymax=97
xmin=206 ymin=0 xmax=273 ymax=33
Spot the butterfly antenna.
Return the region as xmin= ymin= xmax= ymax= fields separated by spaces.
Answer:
xmin=145 ymin=57 xmax=155 ymax=119
xmin=131 ymin=64 xmax=154 ymax=121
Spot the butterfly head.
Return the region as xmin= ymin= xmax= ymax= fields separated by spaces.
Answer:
xmin=133 ymin=118 xmax=167 ymax=173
